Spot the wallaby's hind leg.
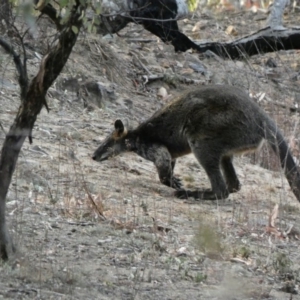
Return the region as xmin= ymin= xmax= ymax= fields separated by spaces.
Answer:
xmin=170 ymin=159 xmax=182 ymax=188
xmin=171 ymin=159 xmax=176 ymax=172
xmin=221 ymin=156 xmax=241 ymax=193
xmin=175 ymin=140 xmax=228 ymax=200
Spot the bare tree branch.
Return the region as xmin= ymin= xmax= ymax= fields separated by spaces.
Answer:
xmin=34 ymin=0 xmax=63 ymax=30
xmin=0 ymin=37 xmax=28 ymax=99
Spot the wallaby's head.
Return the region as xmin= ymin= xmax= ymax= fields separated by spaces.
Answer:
xmin=92 ymin=119 xmax=131 ymax=162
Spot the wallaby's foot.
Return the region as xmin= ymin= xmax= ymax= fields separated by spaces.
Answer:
xmin=161 ymin=176 xmax=182 ymax=189
xmin=171 ymin=176 xmax=182 ymax=189
xmin=175 ymin=189 xmax=229 ymax=200
xmin=0 ymin=231 xmax=16 ymax=261
xmin=0 ymin=242 xmax=15 ymax=261
xmin=227 ymin=182 xmax=241 ymax=193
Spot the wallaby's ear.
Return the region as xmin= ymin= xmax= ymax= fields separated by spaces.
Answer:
xmin=114 ymin=119 xmax=124 ymax=135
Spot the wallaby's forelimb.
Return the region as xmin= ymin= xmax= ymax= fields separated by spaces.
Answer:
xmin=138 ymin=144 xmax=182 ymax=189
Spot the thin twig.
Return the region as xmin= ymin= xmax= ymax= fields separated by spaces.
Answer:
xmin=141 ymin=74 xmax=204 ymax=85
xmin=82 ymin=184 xmax=106 ymax=221
xmin=11 ymin=23 xmax=29 ymax=98
xmin=264 ymin=95 xmax=300 ymax=113
xmin=126 ymin=38 xmax=157 ymax=43
xmin=130 ymin=50 xmax=153 ymax=76
xmin=0 ymin=122 xmax=7 ymax=135
xmin=100 ymin=11 xmax=185 ymax=22
xmin=73 ymin=159 xmax=106 ymax=221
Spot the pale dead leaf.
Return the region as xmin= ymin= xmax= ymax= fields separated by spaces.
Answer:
xmin=269 ymin=204 xmax=279 ymax=228
xmin=192 ymin=21 xmax=202 ymax=32
xmin=110 ymin=219 xmax=136 ymax=232
xmin=230 ymin=257 xmax=252 ymax=266
xmin=151 ymin=217 xmax=171 ymax=233
xmin=265 ymin=204 xmax=289 ymax=239
xmin=225 ymin=25 xmax=238 ymax=36
xmin=289 ymin=136 xmax=296 ymax=151
xmin=84 ymin=189 xmax=106 ymax=220
xmin=265 ymin=225 xmax=282 ymax=237
xmin=157 ymin=87 xmax=168 ymax=100
xmin=251 ymin=5 xmax=258 ymax=13
xmin=285 ymin=224 xmax=294 ymax=235
xmin=161 ymin=61 xmax=170 ymax=68
xmin=180 ymin=68 xmax=194 ymax=75
xmin=257 ymin=92 xmax=266 ymax=102
xmin=69 ymin=196 xmax=76 ymax=207
xmin=176 ymin=247 xmax=188 ymax=256
xmin=93 ymin=193 xmax=105 ymax=215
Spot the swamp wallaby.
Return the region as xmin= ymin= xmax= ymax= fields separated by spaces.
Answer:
xmin=92 ymin=85 xmax=300 ymax=201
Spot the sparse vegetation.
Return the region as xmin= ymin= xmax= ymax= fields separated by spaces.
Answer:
xmin=0 ymin=1 xmax=300 ymax=299
xmin=195 ymin=272 xmax=207 ymax=283
xmin=273 ymin=252 xmax=292 ymax=275
xmin=233 ymin=246 xmax=251 ymax=259
xmin=183 ymin=174 xmax=195 ymax=183
xmin=194 ymin=218 xmax=224 ymax=257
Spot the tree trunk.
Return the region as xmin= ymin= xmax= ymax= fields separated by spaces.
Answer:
xmin=0 ymin=1 xmax=87 ymax=260
xmin=266 ymin=0 xmax=289 ymax=28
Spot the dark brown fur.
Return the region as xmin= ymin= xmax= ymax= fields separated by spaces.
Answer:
xmin=93 ymin=85 xmax=300 ymax=201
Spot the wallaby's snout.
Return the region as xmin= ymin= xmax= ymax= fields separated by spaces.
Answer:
xmin=92 ymin=120 xmax=129 ymax=163
xmin=92 ymin=149 xmax=109 ymax=162
xmin=92 ymin=149 xmax=100 ymax=161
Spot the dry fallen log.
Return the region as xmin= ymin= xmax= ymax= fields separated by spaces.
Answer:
xmin=86 ymin=0 xmax=299 ymax=58
xmin=198 ymin=26 xmax=300 ymax=60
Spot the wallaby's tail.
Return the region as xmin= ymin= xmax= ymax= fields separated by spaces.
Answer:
xmin=267 ymin=123 xmax=300 ymax=201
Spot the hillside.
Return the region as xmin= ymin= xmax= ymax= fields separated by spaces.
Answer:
xmin=1 ymin=7 xmax=300 ymax=299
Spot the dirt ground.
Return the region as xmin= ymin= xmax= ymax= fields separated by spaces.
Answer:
xmin=1 ymin=5 xmax=300 ymax=300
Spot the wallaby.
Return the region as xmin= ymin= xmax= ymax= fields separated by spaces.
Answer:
xmin=92 ymin=85 xmax=300 ymax=201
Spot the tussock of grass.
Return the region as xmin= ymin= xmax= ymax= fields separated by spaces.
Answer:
xmin=194 ymin=217 xmax=224 ymax=258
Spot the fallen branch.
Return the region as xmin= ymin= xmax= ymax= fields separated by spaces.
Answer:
xmin=198 ymin=26 xmax=300 ymax=60
xmin=262 ymin=94 xmax=300 ymax=114
xmin=126 ymin=38 xmax=157 ymax=43
xmin=130 ymin=50 xmax=153 ymax=76
xmin=142 ymin=74 xmax=204 ymax=85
